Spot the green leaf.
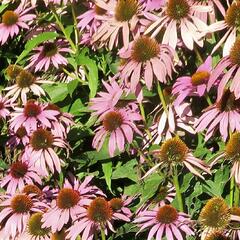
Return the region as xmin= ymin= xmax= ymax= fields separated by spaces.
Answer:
xmin=102 ymin=161 xmax=113 ymax=193
xmin=67 ymin=79 xmax=79 ymax=97
xmin=69 ymin=99 xmax=84 ymax=115
xmin=112 ymin=159 xmax=138 ymax=182
xmin=0 ymin=4 xmax=8 ymax=14
xmin=42 ymin=83 xmax=68 ymax=103
xmin=16 ymin=32 xmax=59 ymax=64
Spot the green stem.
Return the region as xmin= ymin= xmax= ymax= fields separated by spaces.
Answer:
xmin=205 ymin=94 xmax=212 ymax=106
xmin=194 ymin=46 xmax=203 ymax=63
xmin=100 ymin=224 xmax=106 ymax=240
xmin=71 ymin=3 xmax=80 ymax=45
xmin=234 ymin=183 xmax=239 ymax=207
xmin=230 ymin=176 xmax=235 ymax=207
xmin=139 ymin=102 xmax=152 ymax=140
xmin=172 ymin=166 xmax=184 ymax=212
xmin=157 ymin=82 xmax=168 ymax=115
xmin=51 ymin=8 xmax=77 ymax=52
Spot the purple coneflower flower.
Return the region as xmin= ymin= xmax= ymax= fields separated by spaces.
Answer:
xmin=140 ymin=0 xmax=165 ymax=11
xmin=172 ymin=56 xmax=212 ymax=106
xmin=0 ymin=95 xmax=11 ymax=119
xmin=93 ymin=108 xmax=142 ymax=157
xmin=134 ymin=203 xmax=194 ymax=240
xmin=0 ymin=159 xmax=42 ymax=194
xmin=7 ymin=126 xmax=29 ymax=147
xmin=10 ymin=100 xmax=59 ymax=133
xmin=145 ymin=0 xmax=211 ymax=50
xmin=0 ymin=4 xmax=35 ymax=45
xmin=119 ymin=36 xmax=174 ymax=92
xmin=195 ymin=89 xmax=240 ymax=141
xmin=27 ymin=40 xmax=70 ymax=72
xmin=42 ymin=176 xmax=104 ymax=232
xmin=228 ymin=207 xmax=240 ymax=239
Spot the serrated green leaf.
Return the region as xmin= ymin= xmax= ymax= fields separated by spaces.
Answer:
xmin=42 ymin=83 xmax=68 ymax=103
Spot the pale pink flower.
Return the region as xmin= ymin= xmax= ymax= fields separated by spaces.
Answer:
xmin=0 ymin=5 xmax=35 ymax=45
xmin=143 ymin=136 xmax=211 ymax=179
xmin=145 ymin=0 xmax=211 ymax=50
xmin=119 ymin=36 xmax=174 ymax=92
xmin=9 ymin=100 xmax=59 ymax=133
xmin=44 ymin=0 xmax=75 ymax=5
xmin=25 ymin=128 xmax=69 ymax=175
xmin=208 ymin=1 xmax=238 ymax=56
xmin=66 ymin=197 xmax=124 ymax=240
xmin=92 ymin=0 xmax=148 ymax=50
xmin=42 ymin=176 xmax=104 ymax=232
xmin=208 ymin=38 xmax=240 ymax=100
xmin=92 ymin=108 xmax=142 ymax=157
xmin=0 ymin=159 xmax=42 ymax=194
xmin=0 ymin=95 xmax=11 ymax=119
xmin=0 ymin=193 xmax=48 ymax=239
xmin=27 ymin=40 xmax=70 ymax=72
xmin=228 ymin=207 xmax=240 ymax=240
xmin=172 ymin=56 xmax=212 ymax=106
xmin=140 ymin=0 xmax=165 ymax=11
xmin=7 ymin=126 xmax=29 ymax=148
xmin=134 ymin=203 xmax=194 ymax=240
xmin=195 ymin=89 xmax=240 ymax=141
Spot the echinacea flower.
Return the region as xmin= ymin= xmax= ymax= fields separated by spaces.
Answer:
xmin=140 ymin=0 xmax=165 ymax=11
xmin=119 ymin=36 xmax=174 ymax=92
xmin=93 ymin=0 xmax=147 ymax=50
xmin=143 ymin=136 xmax=211 ymax=179
xmin=92 ymin=108 xmax=142 ymax=157
xmin=66 ymin=197 xmax=116 ymax=240
xmin=4 ymin=67 xmax=50 ymax=103
xmin=7 ymin=126 xmax=29 ymax=147
xmin=0 ymin=5 xmax=35 ymax=45
xmin=134 ymin=203 xmax=194 ymax=240
xmin=42 ymin=176 xmax=104 ymax=232
xmin=25 ymin=128 xmax=69 ymax=175
xmin=210 ymin=132 xmax=240 ymax=185
xmin=0 ymin=159 xmax=42 ymax=194
xmin=0 ymin=193 xmax=48 ymax=238
xmin=208 ymin=38 xmax=240 ymax=99
xmin=18 ymin=212 xmax=51 ymax=240
xmin=0 ymin=95 xmax=11 ymax=119
xmin=194 ymin=89 xmax=240 ymax=141
xmin=228 ymin=207 xmax=240 ymax=239
xmin=10 ymin=100 xmax=59 ymax=133
xmin=27 ymin=40 xmax=70 ymax=72
xmin=145 ymin=0 xmax=211 ymax=50
xmin=172 ymin=56 xmax=212 ymax=106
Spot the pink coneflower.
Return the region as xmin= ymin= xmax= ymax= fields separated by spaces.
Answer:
xmin=7 ymin=126 xmax=29 ymax=147
xmin=4 ymin=67 xmax=50 ymax=103
xmin=0 ymin=95 xmax=11 ymax=119
xmin=0 ymin=4 xmax=35 ymax=45
xmin=195 ymin=89 xmax=240 ymax=141
xmin=208 ymin=38 xmax=240 ymax=99
xmin=44 ymin=0 xmax=75 ymax=5
xmin=119 ymin=36 xmax=174 ymax=92
xmin=134 ymin=203 xmax=194 ymax=240
xmin=42 ymin=176 xmax=104 ymax=232
xmin=228 ymin=207 xmax=240 ymax=239
xmin=172 ymin=56 xmax=212 ymax=106
xmin=93 ymin=0 xmax=147 ymax=50
xmin=27 ymin=40 xmax=70 ymax=72
xmin=109 ymin=195 xmax=132 ymax=222
xmin=0 ymin=159 xmax=42 ymax=194
xmin=0 ymin=193 xmax=48 ymax=238
xmin=9 ymin=100 xmax=59 ymax=133
xmin=25 ymin=128 xmax=68 ymax=175
xmin=144 ymin=136 xmax=211 ymax=179
xmin=140 ymin=0 xmax=165 ymax=11
xmin=209 ymin=1 xmax=239 ymax=56
xmin=66 ymin=197 xmax=119 ymax=240
xmin=93 ymin=108 xmax=142 ymax=157
xmin=144 ymin=0 xmax=211 ymax=50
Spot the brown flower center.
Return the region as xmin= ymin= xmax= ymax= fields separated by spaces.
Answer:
xmin=166 ymin=0 xmax=190 ymax=20
xmin=205 ymin=232 xmax=230 ymax=240
xmin=199 ymin=197 xmax=230 ymax=229
xmin=16 ymin=126 xmax=27 ymax=139
xmin=51 ymin=229 xmax=67 ymax=240
xmin=225 ymin=2 xmax=240 ymax=28
xmin=109 ymin=198 xmax=123 ymax=211
xmin=23 ymin=184 xmax=43 ymax=197
xmin=42 ymin=42 xmax=58 ymax=57
xmin=30 ymin=129 xmax=54 ymax=150
xmin=131 ymin=36 xmax=160 ymax=62
xmin=45 ymin=103 xmax=60 ymax=112
xmin=225 ymin=132 xmax=240 ymax=160
xmin=24 ymin=101 xmax=41 ymax=117
xmin=103 ymin=111 xmax=124 ymax=132
xmin=2 ymin=10 xmax=18 ymax=26
xmin=191 ymin=71 xmax=210 ymax=86
xmin=87 ymin=197 xmax=112 ymax=223
xmin=56 ymin=188 xmax=80 ymax=209
xmin=11 ymin=194 xmax=33 ymax=213
xmin=216 ymin=89 xmax=240 ymax=112
xmin=158 ymin=137 xmax=188 ymax=163
xmin=156 ymin=205 xmax=178 ymax=223
xmin=94 ymin=5 xmax=107 ymax=15
xmin=115 ymin=0 xmax=138 ymax=22
xmin=16 ymin=70 xmax=35 ymax=88
xmin=230 ymin=38 xmax=240 ymax=66
xmin=6 ymin=65 xmax=23 ymax=79
xmin=10 ymin=161 xmax=28 ymax=178
xmin=28 ymin=213 xmax=50 ymax=237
